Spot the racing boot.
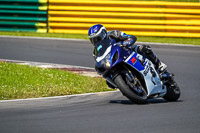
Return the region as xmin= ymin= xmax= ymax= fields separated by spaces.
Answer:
xmin=158 ymin=62 xmax=167 ymax=73
xmin=152 ymin=57 xmax=167 ymax=73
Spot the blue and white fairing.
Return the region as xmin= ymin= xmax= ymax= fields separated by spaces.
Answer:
xmin=124 ymin=52 xmax=166 ymax=97
xmin=95 ymin=39 xmax=166 ymax=97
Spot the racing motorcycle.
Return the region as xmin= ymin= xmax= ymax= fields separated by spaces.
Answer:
xmin=94 ymin=39 xmax=180 ymax=104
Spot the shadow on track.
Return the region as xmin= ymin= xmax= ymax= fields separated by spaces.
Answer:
xmin=110 ymin=99 xmax=183 ymax=105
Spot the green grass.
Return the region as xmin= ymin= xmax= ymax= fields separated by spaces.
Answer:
xmin=0 ymin=62 xmax=111 ymax=100
xmin=1 ymin=31 xmax=200 ymax=45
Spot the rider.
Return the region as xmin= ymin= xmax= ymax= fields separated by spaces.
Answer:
xmin=88 ymin=24 xmax=167 ymax=73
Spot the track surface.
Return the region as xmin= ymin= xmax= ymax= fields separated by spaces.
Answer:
xmin=0 ymin=37 xmax=200 ymax=133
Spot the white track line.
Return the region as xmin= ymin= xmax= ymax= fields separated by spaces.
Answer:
xmin=0 ymin=59 xmax=94 ymax=70
xmin=0 ymin=91 xmax=119 ymax=103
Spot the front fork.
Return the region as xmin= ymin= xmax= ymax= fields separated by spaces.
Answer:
xmin=105 ymin=69 xmax=139 ymax=92
xmin=106 ymin=77 xmax=117 ymax=89
xmin=104 ymin=70 xmax=135 ymax=89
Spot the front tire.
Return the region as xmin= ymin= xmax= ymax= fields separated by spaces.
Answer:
xmin=114 ymin=74 xmax=147 ymax=104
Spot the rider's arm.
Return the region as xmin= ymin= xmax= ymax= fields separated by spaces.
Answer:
xmin=108 ymin=30 xmax=137 ymax=46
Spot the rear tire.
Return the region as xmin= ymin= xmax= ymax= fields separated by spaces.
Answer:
xmin=114 ymin=74 xmax=147 ymax=104
xmin=163 ymin=80 xmax=180 ymax=102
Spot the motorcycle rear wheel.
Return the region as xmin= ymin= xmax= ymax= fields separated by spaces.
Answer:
xmin=114 ymin=73 xmax=148 ymax=104
xmin=163 ymin=80 xmax=181 ymax=102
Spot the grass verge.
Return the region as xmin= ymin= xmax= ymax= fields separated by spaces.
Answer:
xmin=0 ymin=31 xmax=200 ymax=45
xmin=0 ymin=62 xmax=111 ymax=100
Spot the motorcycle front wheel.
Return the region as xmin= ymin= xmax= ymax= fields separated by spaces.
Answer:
xmin=114 ymin=73 xmax=148 ymax=104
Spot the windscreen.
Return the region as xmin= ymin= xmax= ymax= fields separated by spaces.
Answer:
xmin=95 ymin=39 xmax=111 ymax=57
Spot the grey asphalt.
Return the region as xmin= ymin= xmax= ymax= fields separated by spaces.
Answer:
xmin=0 ymin=36 xmax=200 ymax=133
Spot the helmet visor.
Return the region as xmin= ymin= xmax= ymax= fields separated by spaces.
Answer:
xmin=90 ymin=36 xmax=102 ymax=46
xmin=89 ymin=29 xmax=107 ymax=46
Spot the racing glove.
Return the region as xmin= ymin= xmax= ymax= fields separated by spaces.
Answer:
xmin=108 ymin=30 xmax=137 ymax=48
xmin=122 ymin=38 xmax=134 ymax=47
